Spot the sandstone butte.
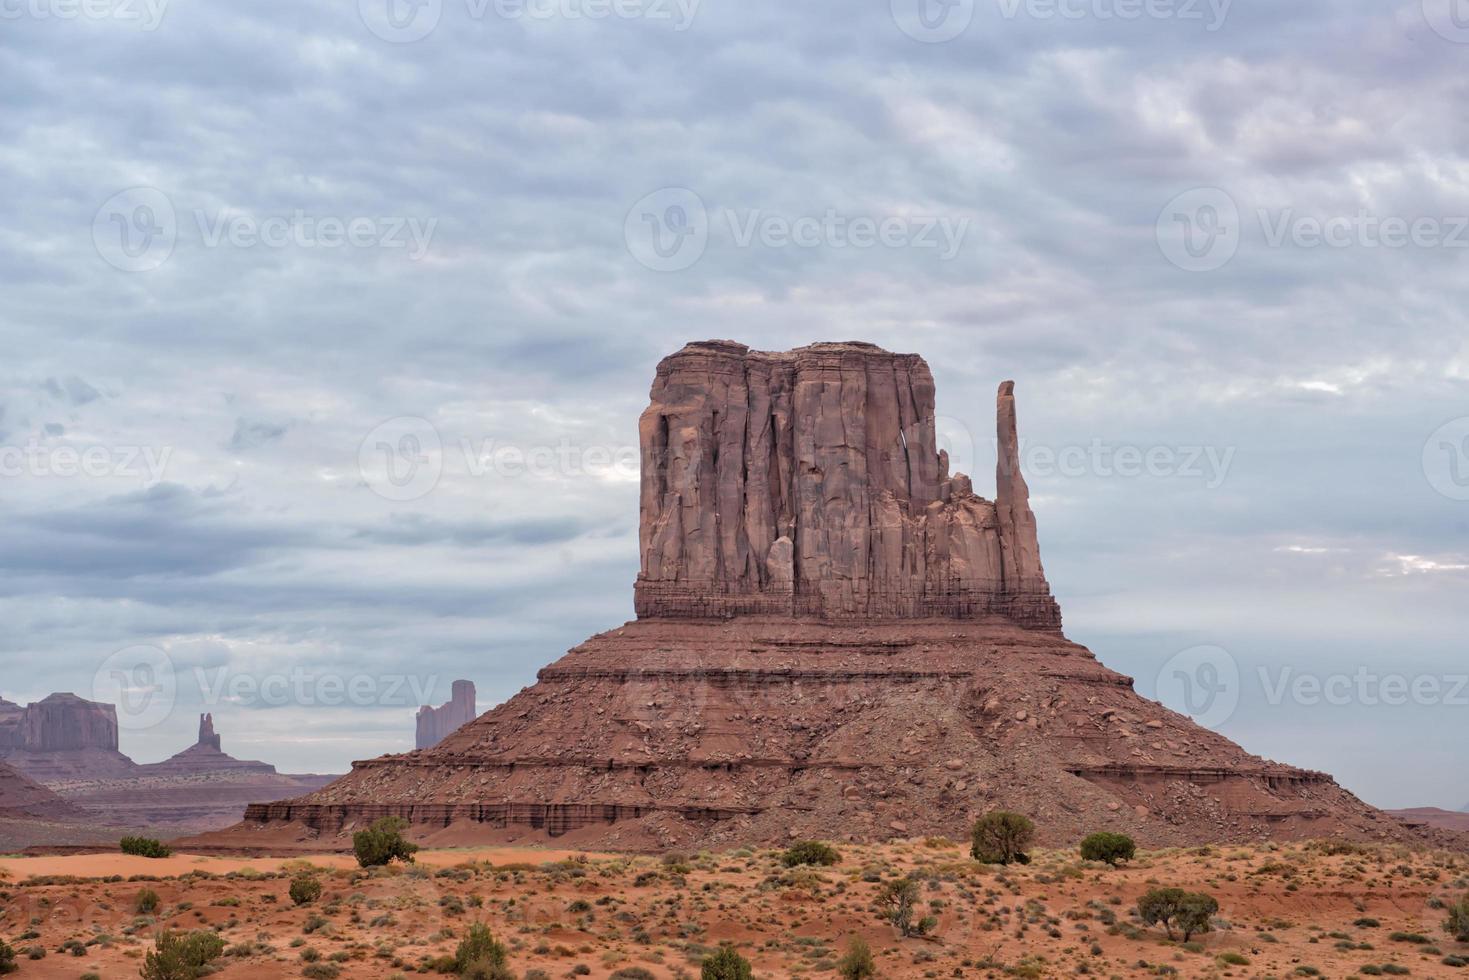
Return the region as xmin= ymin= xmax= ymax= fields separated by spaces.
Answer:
xmin=416 ymin=680 xmax=478 ymax=750
xmin=198 ymin=340 xmax=1445 ymax=853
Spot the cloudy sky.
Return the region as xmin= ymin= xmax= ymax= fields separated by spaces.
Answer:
xmin=2 ymin=0 xmax=1467 ymax=809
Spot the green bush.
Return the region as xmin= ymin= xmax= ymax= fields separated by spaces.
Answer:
xmin=302 ymin=965 xmax=341 ymax=979
xmin=290 ymin=874 xmax=323 ymax=906
xmin=1079 ymin=831 xmax=1136 ymax=867
xmin=120 ymin=836 xmax=172 ymax=858
xmin=0 ymin=940 xmax=15 ymax=976
xmin=1446 ymin=894 xmax=1469 ymax=943
xmin=701 ymin=944 xmax=753 ymax=980
xmin=139 ymin=929 xmax=227 ymax=980
xmin=877 ymin=877 xmax=935 ymax=937
xmin=455 ymin=922 xmax=511 ymax=979
xmin=837 ymin=935 xmax=875 ymax=979
xmin=781 ymin=840 xmax=841 ymax=867
xmin=1137 ymin=888 xmax=1219 ymax=942
xmin=351 ymin=817 xmax=419 ymax=868
xmin=970 ymin=811 xmax=1035 ymax=865
xmin=135 ymin=887 xmax=161 ymax=914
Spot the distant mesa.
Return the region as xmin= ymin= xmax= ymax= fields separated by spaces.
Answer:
xmin=1388 ymin=807 xmax=1469 ymax=835
xmin=196 ymin=341 xmax=1457 ymax=853
xmin=416 ymin=681 xmax=477 ymax=750
xmin=0 ymin=692 xmax=137 ymax=780
xmin=0 ymin=693 xmax=337 ymax=845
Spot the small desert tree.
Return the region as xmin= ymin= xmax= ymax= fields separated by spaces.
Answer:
xmin=290 ymin=873 xmax=323 ymax=906
xmin=1080 ymin=831 xmax=1136 ymax=867
xmin=1446 ymin=893 xmax=1469 ymax=943
xmin=139 ymin=929 xmax=226 ymax=980
xmin=878 ymin=877 xmax=935 ymax=937
xmin=700 ymin=944 xmax=753 ymax=980
xmin=1137 ymin=887 xmax=1219 ymax=942
xmin=837 ymin=935 xmax=876 ymax=979
xmin=0 ymin=940 xmax=15 ymax=976
xmin=455 ymin=922 xmax=511 ymax=979
xmin=781 ymin=840 xmax=841 ymax=867
xmin=352 ymin=816 xmax=419 ymax=868
xmin=971 ymin=811 xmax=1035 ymax=865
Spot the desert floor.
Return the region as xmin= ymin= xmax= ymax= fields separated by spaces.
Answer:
xmin=2 ymin=838 xmax=1467 ymax=978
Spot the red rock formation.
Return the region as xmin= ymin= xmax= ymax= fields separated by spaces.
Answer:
xmin=635 ymin=341 xmax=1060 ymax=628
xmin=143 ymin=713 xmax=277 ymax=776
xmin=416 ymin=681 xmax=477 ymax=750
xmin=0 ymin=760 xmax=85 ymax=820
xmin=0 ymin=693 xmax=137 ymax=780
xmin=197 ymin=340 xmax=1444 ymax=853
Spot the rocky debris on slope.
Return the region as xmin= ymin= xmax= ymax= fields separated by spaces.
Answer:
xmin=0 ymin=693 xmax=138 ymax=781
xmin=635 ymin=341 xmax=1060 ymax=627
xmin=416 ymin=680 xmax=478 ymax=750
xmin=198 ymin=340 xmax=1447 ymax=854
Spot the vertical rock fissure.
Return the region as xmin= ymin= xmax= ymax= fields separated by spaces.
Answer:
xmin=633 ymin=341 xmax=1059 ymax=628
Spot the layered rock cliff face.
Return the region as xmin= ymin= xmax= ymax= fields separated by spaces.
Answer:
xmin=416 ymin=681 xmax=478 ymax=750
xmin=198 ymin=341 xmax=1437 ymax=854
xmin=636 ymin=342 xmax=1060 ymax=628
xmin=0 ymin=693 xmax=137 ymax=780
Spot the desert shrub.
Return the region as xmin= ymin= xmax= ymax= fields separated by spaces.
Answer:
xmin=302 ymin=965 xmax=341 ymax=979
xmin=1137 ymin=888 xmax=1219 ymax=942
xmin=970 ymin=811 xmax=1035 ymax=865
xmin=781 ymin=840 xmax=841 ymax=867
xmin=1217 ymin=952 xmax=1250 ymax=965
xmin=1446 ymin=894 xmax=1469 ymax=942
xmin=700 ymin=944 xmax=753 ymax=980
xmin=290 ymin=874 xmax=323 ymax=906
xmin=837 ymin=935 xmax=875 ymax=979
xmin=0 ymin=941 xmax=14 ymax=976
xmin=139 ymin=929 xmax=226 ymax=980
xmin=877 ymin=877 xmax=935 ymax=937
xmin=609 ymin=969 xmax=656 ymax=980
xmin=352 ymin=817 xmax=419 ymax=868
xmin=121 ymin=836 xmax=172 ymax=858
xmin=135 ymin=887 xmax=161 ymax=914
xmin=455 ymin=922 xmax=510 ymax=979
xmin=1080 ymin=832 xmax=1136 ymax=867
